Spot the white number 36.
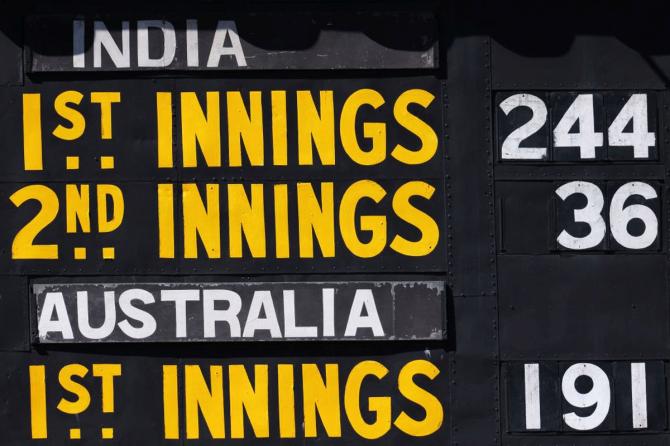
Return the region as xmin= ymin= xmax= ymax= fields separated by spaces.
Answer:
xmin=555 ymin=181 xmax=658 ymax=250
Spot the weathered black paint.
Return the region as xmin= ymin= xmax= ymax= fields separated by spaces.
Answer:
xmin=0 ymin=0 xmax=667 ymax=444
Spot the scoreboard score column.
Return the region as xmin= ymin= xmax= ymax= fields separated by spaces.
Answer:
xmin=495 ymin=90 xmax=669 ymax=436
xmin=505 ymin=361 xmax=667 ymax=433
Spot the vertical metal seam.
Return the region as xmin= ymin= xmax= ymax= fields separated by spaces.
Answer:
xmin=483 ymin=36 xmax=501 ymax=446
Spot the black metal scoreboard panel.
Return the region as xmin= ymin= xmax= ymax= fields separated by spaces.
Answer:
xmin=0 ymin=0 xmax=668 ymax=445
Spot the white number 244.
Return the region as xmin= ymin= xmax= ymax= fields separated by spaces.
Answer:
xmin=500 ymin=93 xmax=655 ymax=160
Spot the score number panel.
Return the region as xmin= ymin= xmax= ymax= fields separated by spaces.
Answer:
xmin=496 ymin=92 xmax=658 ymax=162
xmin=495 ymin=91 xmax=668 ymax=439
xmin=497 ymin=180 xmax=661 ymax=253
xmin=495 ymin=91 xmax=663 ymax=254
xmin=505 ymin=361 xmax=667 ymax=433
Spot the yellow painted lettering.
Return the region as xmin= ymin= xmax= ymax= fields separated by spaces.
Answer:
xmin=92 ymin=364 xmax=121 ymax=413
xmin=393 ymin=360 xmax=443 ymax=436
xmin=297 ymin=182 xmax=334 ymax=258
xmin=273 ymin=184 xmax=289 ymax=258
xmin=158 ymin=184 xmax=175 ymax=259
xmin=390 ymin=181 xmax=438 ymax=256
xmin=344 ymin=360 xmax=391 ymax=439
xmin=162 ymin=365 xmax=180 ymax=440
xmin=228 ymin=184 xmax=266 ymax=258
xmin=29 ymin=365 xmax=47 ymax=439
xmin=52 ymin=90 xmax=85 ymax=141
xmin=302 ymin=364 xmax=341 ymax=438
xmin=66 ymin=184 xmax=90 ymax=233
xmin=57 ymin=364 xmax=90 ymax=414
xmin=22 ymin=93 xmax=43 ymax=171
xmin=183 ymin=184 xmax=220 ymax=258
xmin=277 ymin=364 xmax=295 ymax=438
xmin=227 ymin=91 xmax=264 ymax=167
xmin=339 ymin=180 xmax=386 ymax=258
xmin=156 ymin=92 xmax=174 ymax=168
xmin=229 ymin=364 xmax=269 ymax=439
xmin=181 ymin=92 xmax=221 ymax=167
xmin=391 ymin=89 xmax=437 ymax=165
xmin=97 ymin=184 xmax=124 ymax=233
xmin=185 ymin=365 xmax=225 ymax=439
xmin=10 ymin=185 xmax=59 ymax=259
xmin=90 ymin=92 xmax=121 ymax=139
xmin=297 ymin=91 xmax=334 ymax=165
xmin=271 ymin=91 xmax=288 ymax=166
xmin=340 ymin=89 xmax=386 ymax=165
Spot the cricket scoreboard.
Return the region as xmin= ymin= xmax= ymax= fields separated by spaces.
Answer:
xmin=0 ymin=1 xmax=667 ymax=445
